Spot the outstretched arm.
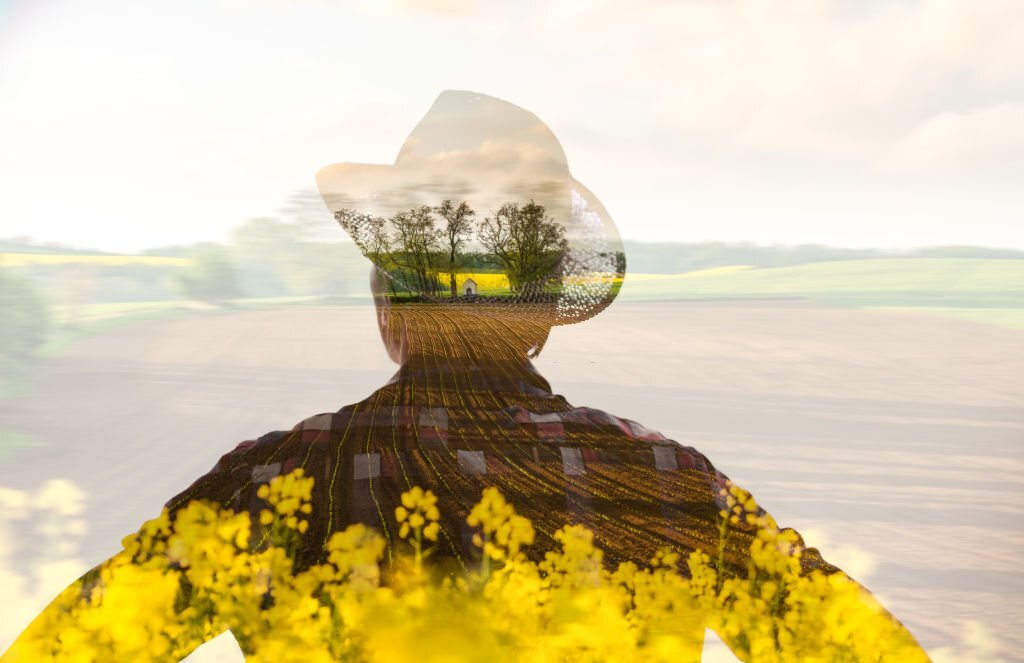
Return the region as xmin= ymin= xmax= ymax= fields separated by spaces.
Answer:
xmin=2 ymin=436 xmax=273 ymax=663
xmin=2 ymin=535 xmax=226 ymax=662
xmin=696 ymin=476 xmax=930 ymax=662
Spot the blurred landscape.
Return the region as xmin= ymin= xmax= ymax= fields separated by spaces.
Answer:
xmin=3 ymin=216 xmax=1023 ymax=392
xmin=1 ymin=219 xmax=1022 ymax=660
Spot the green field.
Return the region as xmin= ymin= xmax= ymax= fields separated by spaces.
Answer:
xmin=620 ymin=259 xmax=1024 ymax=308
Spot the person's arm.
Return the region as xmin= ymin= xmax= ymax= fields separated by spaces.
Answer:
xmin=696 ymin=465 xmax=930 ymax=662
xmin=1 ymin=434 xmax=282 ymax=662
xmin=2 ymin=525 xmax=230 ymax=661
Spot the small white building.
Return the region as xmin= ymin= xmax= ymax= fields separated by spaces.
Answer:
xmin=463 ymin=277 xmax=478 ymax=296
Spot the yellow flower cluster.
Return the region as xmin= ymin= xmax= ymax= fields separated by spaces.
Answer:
xmin=6 ymin=472 xmax=927 ymax=662
xmin=466 ymin=487 xmax=534 ymax=576
xmin=394 ymin=486 xmax=440 ymax=569
xmin=395 ymin=486 xmax=440 ymax=542
xmin=256 ymin=467 xmax=314 ymax=534
xmin=690 ymin=483 xmax=928 ymax=662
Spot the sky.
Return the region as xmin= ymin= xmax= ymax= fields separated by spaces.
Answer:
xmin=0 ymin=0 xmax=1021 ymax=252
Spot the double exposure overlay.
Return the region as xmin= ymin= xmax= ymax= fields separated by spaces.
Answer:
xmin=1 ymin=92 xmax=934 ymax=661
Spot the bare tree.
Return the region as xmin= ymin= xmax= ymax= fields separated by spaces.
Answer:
xmin=334 ymin=210 xmax=394 ymax=263
xmin=478 ymin=201 xmax=568 ymax=296
xmin=435 ymin=200 xmax=476 ymax=298
xmin=334 ymin=209 xmax=396 ymax=295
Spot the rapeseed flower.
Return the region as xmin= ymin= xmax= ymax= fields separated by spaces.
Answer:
xmin=5 ymin=472 xmax=927 ymax=662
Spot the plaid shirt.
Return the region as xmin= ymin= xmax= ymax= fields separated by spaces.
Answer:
xmin=166 ymin=372 xmax=834 ymax=579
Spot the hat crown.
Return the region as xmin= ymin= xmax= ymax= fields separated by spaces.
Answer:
xmin=395 ymin=91 xmax=569 ymax=170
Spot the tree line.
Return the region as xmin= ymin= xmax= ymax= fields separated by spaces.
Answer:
xmin=335 ymin=199 xmax=569 ymax=299
xmin=621 ymin=241 xmax=1024 ymax=274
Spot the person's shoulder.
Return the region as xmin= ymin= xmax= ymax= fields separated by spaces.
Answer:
xmin=161 ymin=428 xmax=288 ymax=511
xmin=563 ymin=405 xmax=723 ymax=474
xmin=290 ymin=409 xmax=359 ymax=434
xmin=209 ymin=428 xmax=293 ymax=472
xmin=214 ymin=405 xmax=362 ymax=465
xmin=163 ymin=406 xmax=350 ymax=513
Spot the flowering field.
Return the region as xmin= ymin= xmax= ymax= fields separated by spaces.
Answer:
xmin=0 ymin=253 xmax=191 ymax=268
xmin=436 ymin=272 xmax=511 ymax=294
xmin=6 ymin=470 xmax=926 ymax=662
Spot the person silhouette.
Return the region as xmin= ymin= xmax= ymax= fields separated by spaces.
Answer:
xmin=5 ymin=91 xmax=927 ymax=662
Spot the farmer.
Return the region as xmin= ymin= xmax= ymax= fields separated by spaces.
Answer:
xmin=6 ymin=91 xmax=927 ymax=661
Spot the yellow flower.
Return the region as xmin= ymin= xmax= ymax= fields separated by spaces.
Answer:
xmin=11 ymin=471 xmax=926 ymax=663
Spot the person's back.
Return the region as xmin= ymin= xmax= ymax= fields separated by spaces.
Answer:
xmin=166 ymin=303 xmax=826 ymax=578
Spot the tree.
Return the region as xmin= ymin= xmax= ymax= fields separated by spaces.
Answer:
xmin=434 ymin=200 xmax=476 ymax=298
xmin=174 ymin=245 xmax=243 ymax=305
xmin=336 ymin=207 xmax=443 ymax=298
xmin=389 ymin=206 xmax=443 ymax=297
xmin=334 ymin=210 xmax=391 ymax=264
xmin=478 ymin=201 xmax=568 ymax=296
xmin=333 ymin=209 xmax=397 ymax=296
xmin=229 ymin=217 xmax=296 ymax=297
xmin=0 ymin=270 xmax=50 ymax=389
xmin=359 ymin=214 xmax=398 ymax=297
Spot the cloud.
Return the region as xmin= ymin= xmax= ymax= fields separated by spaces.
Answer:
xmin=533 ymin=0 xmax=1024 ymax=167
xmin=930 ymin=620 xmax=1006 ymax=663
xmin=2 ymin=0 xmax=1021 ymax=249
xmin=0 ymin=480 xmax=90 ymax=651
xmin=883 ymin=101 xmax=1024 ymax=175
xmin=798 ymin=526 xmax=879 ymax=582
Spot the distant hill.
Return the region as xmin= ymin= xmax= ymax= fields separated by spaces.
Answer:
xmin=621 ymin=241 xmax=1024 ymax=274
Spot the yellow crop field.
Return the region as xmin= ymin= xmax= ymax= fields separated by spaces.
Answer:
xmin=0 ymin=253 xmax=192 ymax=267
xmin=440 ymin=272 xmax=629 ymax=291
xmin=436 ymin=272 xmax=510 ymax=291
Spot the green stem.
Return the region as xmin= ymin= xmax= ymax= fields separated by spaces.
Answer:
xmin=716 ymin=516 xmax=729 ymax=594
xmin=480 ymin=532 xmax=491 ymax=581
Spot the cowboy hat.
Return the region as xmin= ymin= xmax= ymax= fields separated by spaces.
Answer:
xmin=316 ymin=90 xmax=624 ymax=325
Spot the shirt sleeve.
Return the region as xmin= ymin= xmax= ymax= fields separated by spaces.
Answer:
xmin=163 ymin=429 xmax=293 ymax=516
